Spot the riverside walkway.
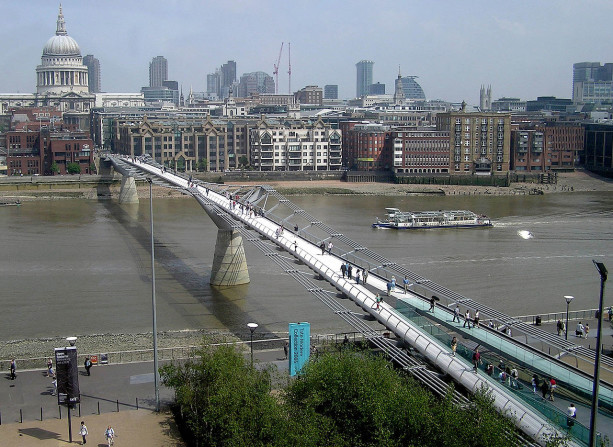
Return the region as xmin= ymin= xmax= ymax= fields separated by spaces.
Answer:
xmin=106 ymin=155 xmax=612 ymax=445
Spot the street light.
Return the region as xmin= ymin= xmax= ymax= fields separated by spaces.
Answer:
xmin=147 ymin=177 xmax=160 ymax=412
xmin=589 ymin=260 xmax=608 ymax=447
xmin=564 ymin=295 xmax=574 ymax=340
xmin=247 ymin=323 xmax=258 ymax=367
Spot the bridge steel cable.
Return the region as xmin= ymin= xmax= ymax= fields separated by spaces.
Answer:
xmin=108 ymin=156 xmax=573 ymax=446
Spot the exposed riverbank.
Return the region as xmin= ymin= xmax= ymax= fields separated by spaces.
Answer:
xmin=0 ymin=169 xmax=611 ymax=201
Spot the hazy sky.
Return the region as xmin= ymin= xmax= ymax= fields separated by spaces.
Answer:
xmin=1 ymin=0 xmax=611 ymax=104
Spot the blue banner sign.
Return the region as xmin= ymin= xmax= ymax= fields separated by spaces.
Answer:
xmin=289 ymin=322 xmax=310 ymax=376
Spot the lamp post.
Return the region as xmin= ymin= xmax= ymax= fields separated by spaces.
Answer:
xmin=564 ymin=295 xmax=574 ymax=340
xmin=247 ymin=323 xmax=258 ymax=367
xmin=147 ymin=178 xmax=160 ymax=412
xmin=589 ymin=261 xmax=608 ymax=447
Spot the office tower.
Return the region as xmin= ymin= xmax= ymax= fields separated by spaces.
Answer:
xmin=369 ymin=82 xmax=385 ymax=95
xmin=207 ymin=71 xmax=220 ymax=96
xmin=356 ymin=60 xmax=374 ymax=98
xmin=83 ymin=55 xmax=101 ymax=93
xmin=324 ymin=85 xmax=338 ymax=99
xmin=400 ymin=76 xmax=426 ymax=100
xmin=572 ymin=62 xmax=613 ymax=104
xmin=149 ymin=56 xmax=168 ymax=87
xmin=237 ymin=72 xmax=275 ymax=97
xmin=220 ymin=61 xmax=237 ymax=98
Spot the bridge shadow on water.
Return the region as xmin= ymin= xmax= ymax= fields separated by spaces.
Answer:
xmin=98 ymin=196 xmax=280 ymax=344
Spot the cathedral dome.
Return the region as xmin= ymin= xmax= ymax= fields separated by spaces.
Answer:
xmin=42 ymin=5 xmax=81 ymax=57
xmin=43 ymin=35 xmax=80 ymax=57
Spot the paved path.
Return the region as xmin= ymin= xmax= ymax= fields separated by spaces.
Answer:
xmin=0 ymin=350 xmax=289 ymax=445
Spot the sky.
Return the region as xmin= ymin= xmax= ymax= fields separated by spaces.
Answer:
xmin=1 ymin=0 xmax=611 ymax=104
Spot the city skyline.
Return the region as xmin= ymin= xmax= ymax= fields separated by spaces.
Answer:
xmin=0 ymin=0 xmax=611 ymax=103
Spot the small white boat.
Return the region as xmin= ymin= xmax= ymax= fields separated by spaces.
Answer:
xmin=372 ymin=208 xmax=492 ymax=230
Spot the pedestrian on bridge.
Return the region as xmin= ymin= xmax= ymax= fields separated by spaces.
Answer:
xmin=355 ymin=269 xmax=361 ymax=284
xmin=403 ymin=275 xmax=411 ymax=294
xmin=320 ymin=242 xmax=326 ymax=255
xmin=453 ymin=305 xmax=460 ymax=323
xmin=362 ymin=269 xmax=368 ymax=284
xmin=474 ymin=310 xmax=480 ymax=327
xmin=340 ymin=263 xmax=347 ymax=278
xmin=429 ymin=296 xmax=436 ymax=312
xmin=575 ymin=321 xmax=585 ymax=338
xmin=463 ymin=310 xmax=472 ymax=329
xmin=472 ymin=348 xmax=481 ymax=372
xmin=327 ymin=241 xmax=333 ymax=254
xmin=566 ymin=403 xmax=576 ymax=429
xmin=9 ymin=359 xmax=16 ymax=380
xmin=347 ymin=264 xmax=353 ymax=279
xmin=450 ymin=336 xmax=457 ymax=356
xmin=386 ymin=281 xmax=392 ymax=296
xmin=584 ymin=323 xmax=589 ymax=338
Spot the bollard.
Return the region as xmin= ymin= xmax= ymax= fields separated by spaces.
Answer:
xmin=20 ymin=409 xmax=22 ymax=423
xmin=116 ymin=399 xmax=119 ymax=412
xmin=59 ymin=405 xmax=62 ymax=419
xmin=0 ymin=410 xmax=2 ymax=425
xmin=97 ymin=402 xmax=100 ymax=415
xmin=41 ymin=407 xmax=43 ymax=421
xmin=136 ymin=398 xmax=139 ymax=410
xmin=78 ymin=403 xmax=81 ymax=417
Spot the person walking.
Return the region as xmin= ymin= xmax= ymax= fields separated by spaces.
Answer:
xmin=566 ymin=403 xmax=577 ymax=429
xmin=510 ymin=367 xmax=519 ymax=389
xmin=80 ymin=421 xmax=88 ymax=445
xmin=429 ymin=296 xmax=436 ymax=313
xmin=386 ymin=281 xmax=392 ymax=296
xmin=362 ymin=269 xmax=368 ymax=284
xmin=52 ymin=378 xmax=58 ymax=396
xmin=347 ymin=264 xmax=353 ymax=280
xmin=84 ymin=357 xmax=92 ymax=376
xmin=105 ymin=425 xmax=115 ymax=446
xmin=532 ymin=374 xmax=539 ymax=394
xmin=46 ymin=358 xmax=53 ymax=377
xmin=320 ymin=242 xmax=325 ymax=255
xmin=372 ymin=294 xmax=382 ymax=311
xmin=283 ymin=341 xmax=289 ymax=360
xmin=340 ymin=263 xmax=347 ymax=278
xmin=327 ymin=241 xmax=333 ymax=254
xmin=549 ymin=377 xmax=557 ymax=401
xmin=355 ymin=269 xmax=361 ymax=284
xmin=403 ymin=275 xmax=411 ymax=294
xmin=452 ymin=305 xmax=461 ymax=323
xmin=9 ymin=359 xmax=16 ymax=380
xmin=541 ymin=378 xmax=550 ymax=399
xmin=450 ymin=336 xmax=457 ymax=357
xmin=584 ymin=323 xmax=589 ymax=338
xmin=556 ymin=319 xmax=564 ymax=336
xmin=472 ymin=347 xmax=481 ymax=372
xmin=473 ymin=310 xmax=480 ymax=327
xmin=463 ymin=310 xmax=472 ymax=329
xmin=575 ymin=321 xmax=584 ymax=338
xmin=391 ymin=276 xmax=396 ymax=291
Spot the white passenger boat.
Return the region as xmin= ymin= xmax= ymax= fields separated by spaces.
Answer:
xmin=372 ymin=208 xmax=492 ymax=229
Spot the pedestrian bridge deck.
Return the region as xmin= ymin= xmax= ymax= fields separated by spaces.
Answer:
xmin=109 ymin=156 xmax=611 ymax=445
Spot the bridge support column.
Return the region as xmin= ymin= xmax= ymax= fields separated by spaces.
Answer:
xmin=119 ymin=176 xmax=139 ymax=204
xmin=210 ymin=229 xmax=250 ymax=286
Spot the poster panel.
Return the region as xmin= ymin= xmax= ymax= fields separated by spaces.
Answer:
xmin=289 ymin=322 xmax=310 ymax=376
xmin=55 ymin=347 xmax=80 ymax=405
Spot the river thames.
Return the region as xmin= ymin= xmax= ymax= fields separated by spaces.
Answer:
xmin=1 ymin=191 xmax=611 ymax=342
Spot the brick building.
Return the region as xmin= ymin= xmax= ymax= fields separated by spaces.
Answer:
xmin=511 ymin=123 xmax=583 ymax=172
xmin=389 ymin=129 xmax=450 ymax=174
xmin=436 ymin=111 xmax=511 ymax=174
xmin=341 ymin=122 xmax=390 ymax=171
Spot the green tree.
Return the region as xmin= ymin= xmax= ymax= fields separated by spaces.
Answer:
xmin=89 ymin=163 xmax=97 ymax=174
xmin=50 ymin=162 xmax=59 ymax=174
xmin=197 ymin=158 xmax=208 ymax=172
xmin=66 ymin=162 xmax=81 ymax=174
xmin=160 ymin=339 xmax=286 ymax=446
xmin=239 ymin=155 xmax=249 ymax=168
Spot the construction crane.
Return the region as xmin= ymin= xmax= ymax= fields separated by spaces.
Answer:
xmin=273 ymin=42 xmax=284 ymax=94
xmin=287 ymin=42 xmax=292 ymax=95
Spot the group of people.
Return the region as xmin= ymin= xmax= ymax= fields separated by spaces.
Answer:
xmin=452 ymin=306 xmax=481 ymax=329
xmin=319 ymin=241 xmax=333 ymax=255
xmin=531 ymin=374 xmax=558 ymax=401
xmin=77 ymin=422 xmax=115 ymax=446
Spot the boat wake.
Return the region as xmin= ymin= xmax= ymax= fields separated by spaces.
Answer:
xmin=517 ymin=230 xmax=534 ymax=239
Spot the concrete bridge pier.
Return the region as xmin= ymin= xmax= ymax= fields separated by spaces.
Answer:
xmin=210 ymin=228 xmax=250 ymax=286
xmin=199 ymin=202 xmax=250 ymax=286
xmin=119 ymin=175 xmax=139 ymax=204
